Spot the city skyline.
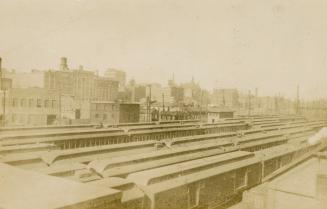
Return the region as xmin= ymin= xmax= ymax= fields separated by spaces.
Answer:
xmin=0 ymin=56 xmax=319 ymax=102
xmin=1 ymin=0 xmax=327 ymax=100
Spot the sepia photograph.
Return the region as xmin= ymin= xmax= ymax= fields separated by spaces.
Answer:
xmin=1 ymin=0 xmax=327 ymax=209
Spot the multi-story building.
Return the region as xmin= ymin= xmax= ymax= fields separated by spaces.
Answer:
xmin=134 ymin=85 xmax=147 ymax=102
xmin=43 ymin=58 xmax=119 ymax=122
xmin=181 ymin=78 xmax=203 ymax=106
xmin=0 ymin=88 xmax=60 ymax=126
xmin=90 ymin=101 xmax=119 ymax=124
xmin=212 ymin=88 xmax=240 ymax=109
xmin=104 ymin=68 xmax=126 ymax=91
xmin=3 ymin=69 xmax=44 ymax=89
xmin=94 ymin=77 xmax=119 ymax=101
xmin=145 ymin=84 xmax=174 ymax=107
xmin=170 ymin=86 xmax=184 ymax=105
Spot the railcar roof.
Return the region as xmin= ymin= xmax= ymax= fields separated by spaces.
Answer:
xmin=1 ymin=141 xmax=155 ymax=164
xmin=101 ymin=147 xmax=234 ymax=177
xmin=0 ymin=143 xmax=56 ymax=152
xmin=88 ymin=177 xmax=134 ymax=189
xmin=127 ymin=151 xmax=253 ymax=186
xmin=144 ymin=157 xmax=260 ymax=194
xmin=170 ymin=132 xmax=236 ymax=145
xmin=35 ymin=162 xmax=86 ymax=175
xmin=0 ymin=163 xmax=121 ymax=209
xmin=255 ymin=143 xmax=315 ymax=160
xmin=89 ymin=140 xmax=236 ymax=173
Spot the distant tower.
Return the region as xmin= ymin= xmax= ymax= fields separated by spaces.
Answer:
xmin=60 ymin=57 xmax=68 ymax=71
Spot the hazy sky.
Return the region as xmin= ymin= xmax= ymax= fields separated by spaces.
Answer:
xmin=1 ymin=0 xmax=327 ymax=100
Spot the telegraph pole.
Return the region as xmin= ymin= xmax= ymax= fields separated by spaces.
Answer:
xmin=0 ymin=57 xmax=6 ymax=127
xmin=222 ymin=89 xmax=226 ymax=107
xmin=296 ymin=85 xmax=300 ymax=114
xmin=161 ymin=93 xmax=165 ymax=121
xmin=146 ymin=85 xmax=152 ymax=122
xmin=162 ymin=93 xmax=165 ymax=110
xmin=248 ymin=90 xmax=251 ymax=116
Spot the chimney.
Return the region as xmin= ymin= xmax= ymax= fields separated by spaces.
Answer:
xmin=60 ymin=57 xmax=68 ymax=71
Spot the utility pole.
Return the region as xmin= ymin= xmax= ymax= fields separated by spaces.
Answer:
xmin=146 ymin=85 xmax=152 ymax=122
xmin=275 ymin=94 xmax=279 ymax=114
xmin=59 ymin=87 xmax=62 ymax=125
xmin=161 ymin=93 xmax=165 ymax=121
xmin=0 ymin=57 xmax=6 ymax=127
xmin=162 ymin=93 xmax=165 ymax=112
xmin=296 ymin=85 xmax=300 ymax=114
xmin=222 ymin=89 xmax=226 ymax=107
xmin=248 ymin=90 xmax=251 ymax=116
xmin=0 ymin=57 xmax=2 ymax=126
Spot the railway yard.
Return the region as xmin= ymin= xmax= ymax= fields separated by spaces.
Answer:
xmin=0 ymin=115 xmax=327 ymax=209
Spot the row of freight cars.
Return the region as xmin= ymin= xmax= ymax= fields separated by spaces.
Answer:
xmin=0 ymin=115 xmax=304 ymax=134
xmin=1 ymin=120 xmax=325 ymax=170
xmin=0 ymin=115 xmax=306 ymax=145
xmin=0 ymin=122 xmax=250 ymax=148
xmin=88 ymin=139 xmax=326 ymax=209
xmin=8 ymin=133 xmax=320 ymax=209
xmin=1 ymin=120 xmax=324 ymax=169
xmin=0 ymin=120 xmax=312 ymax=150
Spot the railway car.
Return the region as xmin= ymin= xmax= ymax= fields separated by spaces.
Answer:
xmin=117 ymin=140 xmax=325 ymax=209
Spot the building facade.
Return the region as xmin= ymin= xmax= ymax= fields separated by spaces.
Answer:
xmin=3 ymin=69 xmax=44 ymax=89
xmin=104 ymin=68 xmax=126 ymax=91
xmin=212 ymin=89 xmax=240 ymax=109
xmin=0 ymin=88 xmax=60 ymax=126
xmin=90 ymin=102 xmax=140 ymax=124
xmin=43 ymin=58 xmax=119 ymax=123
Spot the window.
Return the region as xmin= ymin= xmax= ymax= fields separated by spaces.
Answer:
xmin=12 ymin=114 xmax=17 ymax=122
xmin=37 ymin=99 xmax=42 ymax=108
xmin=12 ymin=98 xmax=18 ymax=107
xmin=29 ymin=99 xmax=34 ymax=107
xmin=44 ymin=100 xmax=49 ymax=108
xmin=19 ymin=115 xmax=25 ymax=123
xmin=103 ymin=114 xmax=107 ymax=120
xmin=188 ymin=183 xmax=203 ymax=208
xmin=52 ymin=100 xmax=56 ymax=108
xmin=235 ymin=168 xmax=248 ymax=189
xmin=95 ymin=114 xmax=99 ymax=118
xmin=20 ymin=99 xmax=26 ymax=107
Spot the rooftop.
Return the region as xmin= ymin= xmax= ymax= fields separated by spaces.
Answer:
xmin=0 ymin=163 xmax=121 ymax=209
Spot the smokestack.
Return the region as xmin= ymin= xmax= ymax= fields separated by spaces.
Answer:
xmin=60 ymin=57 xmax=68 ymax=71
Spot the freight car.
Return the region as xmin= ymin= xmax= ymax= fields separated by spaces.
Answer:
xmin=0 ymin=123 xmax=250 ymax=149
xmin=117 ymin=140 xmax=325 ymax=209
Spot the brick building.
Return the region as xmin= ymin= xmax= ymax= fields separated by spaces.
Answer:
xmin=0 ymin=88 xmax=60 ymax=126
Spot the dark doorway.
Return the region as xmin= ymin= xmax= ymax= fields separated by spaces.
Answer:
xmin=47 ymin=115 xmax=56 ymax=125
xmin=75 ymin=109 xmax=81 ymax=119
